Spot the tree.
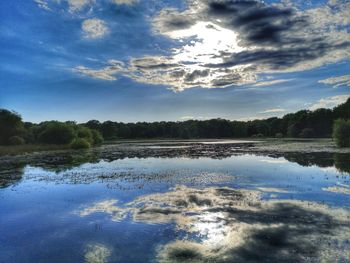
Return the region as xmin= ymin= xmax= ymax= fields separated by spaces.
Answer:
xmin=38 ymin=122 xmax=75 ymax=144
xmin=76 ymin=126 xmax=94 ymax=144
xmin=0 ymin=109 xmax=24 ymax=145
xmin=332 ymin=119 xmax=350 ymax=147
xmin=299 ymin=128 xmax=314 ymax=138
xmin=91 ymin=129 xmax=104 ymax=145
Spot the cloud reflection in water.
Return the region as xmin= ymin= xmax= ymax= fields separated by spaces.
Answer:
xmin=79 ymin=185 xmax=350 ymax=262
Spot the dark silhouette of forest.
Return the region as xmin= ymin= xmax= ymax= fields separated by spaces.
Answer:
xmin=84 ymin=98 xmax=349 ymax=140
xmin=0 ymin=97 xmax=349 ymax=145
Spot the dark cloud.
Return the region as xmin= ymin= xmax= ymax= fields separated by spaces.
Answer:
xmin=184 ymin=69 xmax=210 ymax=82
xmin=210 ymin=41 xmax=350 ymax=71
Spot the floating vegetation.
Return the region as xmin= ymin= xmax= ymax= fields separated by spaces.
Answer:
xmin=84 ymin=244 xmax=111 ymax=263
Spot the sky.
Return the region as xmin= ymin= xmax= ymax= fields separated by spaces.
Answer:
xmin=0 ymin=0 xmax=349 ymax=123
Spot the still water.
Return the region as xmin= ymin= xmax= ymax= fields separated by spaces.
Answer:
xmin=1 ymin=142 xmax=350 ymax=263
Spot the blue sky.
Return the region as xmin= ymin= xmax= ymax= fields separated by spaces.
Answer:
xmin=0 ymin=0 xmax=349 ymax=123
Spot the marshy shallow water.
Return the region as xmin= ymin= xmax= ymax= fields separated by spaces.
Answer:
xmin=1 ymin=141 xmax=350 ymax=263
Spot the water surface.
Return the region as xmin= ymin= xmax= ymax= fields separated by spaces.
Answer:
xmin=1 ymin=142 xmax=350 ymax=263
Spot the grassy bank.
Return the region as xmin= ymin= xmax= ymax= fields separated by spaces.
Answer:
xmin=0 ymin=144 xmax=71 ymax=156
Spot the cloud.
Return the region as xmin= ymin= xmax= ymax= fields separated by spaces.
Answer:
xmin=34 ymin=0 xmax=51 ymax=11
xmin=180 ymin=116 xmax=209 ymax=120
xmin=309 ymin=95 xmax=349 ymax=111
xmin=74 ymin=0 xmax=350 ymax=91
xmin=66 ymin=0 xmax=95 ymax=12
xmin=84 ymin=244 xmax=111 ymax=263
xmin=34 ymin=0 xmax=96 ymax=12
xmin=75 ymin=60 xmax=124 ymax=80
xmin=236 ymin=116 xmax=266 ymax=121
xmin=259 ymin=108 xmax=286 ymax=114
xmin=112 ymin=0 xmax=138 ymax=5
xmin=253 ymin=79 xmax=293 ymax=87
xmin=82 ymin=18 xmax=109 ymax=39
xmin=319 ymin=74 xmax=350 ymax=88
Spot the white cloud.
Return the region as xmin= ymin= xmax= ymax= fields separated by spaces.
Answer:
xmin=67 ymin=0 xmax=95 ymax=12
xmin=180 ymin=116 xmax=209 ymax=121
xmin=309 ymin=95 xmax=349 ymax=111
xmin=253 ymin=79 xmax=293 ymax=87
xmin=319 ymin=74 xmax=350 ymax=88
xmin=236 ymin=116 xmax=266 ymax=122
xmin=82 ymin=18 xmax=109 ymax=39
xmin=259 ymin=108 xmax=286 ymax=114
xmin=112 ymin=0 xmax=138 ymax=5
xmin=34 ymin=0 xmax=51 ymax=10
xmin=34 ymin=0 xmax=95 ymax=12
xmin=75 ymin=60 xmax=124 ymax=80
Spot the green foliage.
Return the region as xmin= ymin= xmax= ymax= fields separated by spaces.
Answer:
xmin=75 ymin=126 xmax=94 ymax=144
xmin=332 ymin=119 xmax=350 ymax=148
xmin=38 ymin=122 xmax=75 ymax=145
xmin=9 ymin=136 xmax=25 ymax=145
xmin=70 ymin=138 xmax=91 ymax=149
xmin=91 ymin=129 xmax=104 ymax=145
xmin=0 ymin=109 xmax=24 ymax=145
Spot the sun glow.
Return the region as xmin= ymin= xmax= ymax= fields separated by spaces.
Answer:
xmin=168 ymin=21 xmax=245 ymax=64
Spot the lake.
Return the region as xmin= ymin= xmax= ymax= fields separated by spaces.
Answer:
xmin=1 ymin=140 xmax=350 ymax=263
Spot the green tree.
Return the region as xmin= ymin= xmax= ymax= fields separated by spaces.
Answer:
xmin=38 ymin=122 xmax=75 ymax=144
xmin=332 ymin=119 xmax=350 ymax=147
xmin=76 ymin=126 xmax=94 ymax=144
xmin=91 ymin=129 xmax=104 ymax=145
xmin=0 ymin=109 xmax=25 ymax=145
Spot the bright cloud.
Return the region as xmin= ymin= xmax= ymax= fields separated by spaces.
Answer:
xmin=34 ymin=0 xmax=51 ymax=11
xmin=66 ymin=0 xmax=95 ymax=12
xmin=34 ymin=0 xmax=95 ymax=12
xmin=75 ymin=60 xmax=124 ymax=80
xmin=319 ymin=74 xmax=350 ymax=88
xmin=180 ymin=116 xmax=209 ymax=120
xmin=259 ymin=108 xmax=286 ymax=114
xmin=112 ymin=0 xmax=138 ymax=5
xmin=82 ymin=18 xmax=109 ymax=39
xmin=309 ymin=95 xmax=349 ymax=111
xmin=253 ymin=79 xmax=293 ymax=87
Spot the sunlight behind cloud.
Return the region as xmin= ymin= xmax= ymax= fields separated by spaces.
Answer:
xmin=169 ymin=21 xmax=245 ymax=64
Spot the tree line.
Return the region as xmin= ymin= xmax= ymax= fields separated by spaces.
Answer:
xmin=84 ymin=98 xmax=349 ymax=141
xmin=0 ymin=97 xmax=349 ymax=147
xmin=0 ymin=112 xmax=103 ymax=149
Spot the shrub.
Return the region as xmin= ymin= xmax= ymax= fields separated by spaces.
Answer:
xmin=70 ymin=138 xmax=91 ymax=149
xmin=332 ymin=119 xmax=350 ymax=148
xmin=38 ymin=122 xmax=75 ymax=144
xmin=91 ymin=129 xmax=104 ymax=145
xmin=9 ymin=136 xmax=25 ymax=145
xmin=299 ymin=128 xmax=314 ymax=138
xmin=76 ymin=126 xmax=94 ymax=144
